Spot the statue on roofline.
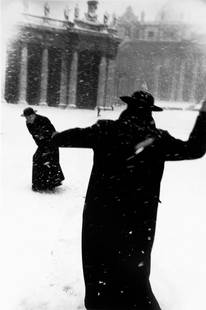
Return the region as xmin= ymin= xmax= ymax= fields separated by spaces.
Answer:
xmin=103 ymin=12 xmax=109 ymax=25
xmin=44 ymin=2 xmax=50 ymax=17
xmin=74 ymin=3 xmax=80 ymax=19
xmin=85 ymin=0 xmax=98 ymax=22
xmin=64 ymin=6 xmax=70 ymax=21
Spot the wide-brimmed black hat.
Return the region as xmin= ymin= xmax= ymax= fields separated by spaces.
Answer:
xmin=21 ymin=107 xmax=37 ymax=117
xmin=120 ymin=90 xmax=163 ymax=112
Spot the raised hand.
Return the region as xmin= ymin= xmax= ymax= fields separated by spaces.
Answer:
xmin=200 ymin=100 xmax=206 ymax=113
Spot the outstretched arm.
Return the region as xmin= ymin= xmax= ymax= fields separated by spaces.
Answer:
xmin=52 ymin=120 xmax=115 ymax=149
xmin=51 ymin=123 xmax=102 ymax=149
xmin=163 ymin=101 xmax=206 ymax=161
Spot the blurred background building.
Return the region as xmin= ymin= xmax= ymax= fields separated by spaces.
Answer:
xmin=116 ymin=4 xmax=206 ymax=104
xmin=4 ymin=0 xmax=120 ymax=109
xmin=3 ymin=0 xmax=206 ymax=108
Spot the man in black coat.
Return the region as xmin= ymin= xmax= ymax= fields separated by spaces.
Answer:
xmin=52 ymin=91 xmax=206 ymax=310
xmin=22 ymin=107 xmax=64 ymax=192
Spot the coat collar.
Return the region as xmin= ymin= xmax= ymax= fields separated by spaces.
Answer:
xmin=119 ymin=109 xmax=157 ymax=130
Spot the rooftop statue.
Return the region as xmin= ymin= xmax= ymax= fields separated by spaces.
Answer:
xmin=44 ymin=2 xmax=50 ymax=17
xmin=74 ymin=4 xmax=80 ymax=19
xmin=64 ymin=6 xmax=70 ymax=21
xmin=85 ymin=0 xmax=98 ymax=22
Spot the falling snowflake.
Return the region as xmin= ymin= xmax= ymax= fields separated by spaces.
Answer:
xmin=138 ymin=261 xmax=144 ymax=267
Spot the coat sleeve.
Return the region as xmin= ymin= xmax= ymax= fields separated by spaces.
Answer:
xmin=39 ymin=117 xmax=56 ymax=142
xmin=52 ymin=121 xmax=109 ymax=149
xmin=162 ymin=112 xmax=206 ymax=161
xmin=27 ymin=116 xmax=56 ymax=147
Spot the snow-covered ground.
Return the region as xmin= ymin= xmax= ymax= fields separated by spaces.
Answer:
xmin=0 ymin=102 xmax=206 ymax=310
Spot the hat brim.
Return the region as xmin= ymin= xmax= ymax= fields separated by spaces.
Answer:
xmin=120 ymin=96 xmax=163 ymax=112
xmin=21 ymin=110 xmax=37 ymax=117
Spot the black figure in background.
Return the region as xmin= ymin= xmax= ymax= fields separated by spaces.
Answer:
xmin=52 ymin=91 xmax=206 ymax=310
xmin=22 ymin=107 xmax=64 ymax=192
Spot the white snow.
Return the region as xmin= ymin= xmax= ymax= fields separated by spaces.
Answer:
xmin=0 ymin=102 xmax=206 ymax=310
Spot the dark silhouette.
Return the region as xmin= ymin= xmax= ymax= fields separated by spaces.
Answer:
xmin=52 ymin=91 xmax=206 ymax=310
xmin=97 ymin=106 xmax=101 ymax=117
xmin=22 ymin=107 xmax=64 ymax=192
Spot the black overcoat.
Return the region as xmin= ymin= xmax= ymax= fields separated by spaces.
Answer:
xmin=53 ymin=111 xmax=206 ymax=310
xmin=27 ymin=114 xmax=64 ymax=191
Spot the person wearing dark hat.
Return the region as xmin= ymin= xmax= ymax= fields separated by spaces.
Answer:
xmin=52 ymin=91 xmax=206 ymax=310
xmin=21 ymin=107 xmax=64 ymax=192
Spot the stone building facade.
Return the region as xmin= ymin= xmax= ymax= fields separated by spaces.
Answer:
xmin=4 ymin=2 xmax=206 ymax=107
xmin=115 ymin=6 xmax=206 ymax=104
xmin=4 ymin=0 xmax=120 ymax=109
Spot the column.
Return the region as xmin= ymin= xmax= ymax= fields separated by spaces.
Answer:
xmin=39 ymin=46 xmax=48 ymax=105
xmin=18 ymin=43 xmax=28 ymax=104
xmin=105 ymin=58 xmax=116 ymax=108
xmin=189 ymin=59 xmax=199 ymax=103
xmin=202 ymin=56 xmax=206 ymax=99
xmin=170 ymin=58 xmax=177 ymax=101
xmin=59 ymin=51 xmax=68 ymax=107
xmin=1 ymin=39 xmax=7 ymax=103
xmin=68 ymin=50 xmax=78 ymax=107
xmin=153 ymin=60 xmax=161 ymax=99
xmin=97 ymin=55 xmax=107 ymax=108
xmin=177 ymin=59 xmax=185 ymax=102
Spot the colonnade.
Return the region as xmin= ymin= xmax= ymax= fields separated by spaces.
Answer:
xmin=116 ymin=48 xmax=206 ymax=104
xmin=5 ymin=42 xmax=117 ymax=109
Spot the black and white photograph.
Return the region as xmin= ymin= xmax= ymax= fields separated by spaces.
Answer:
xmin=1 ymin=0 xmax=206 ymax=309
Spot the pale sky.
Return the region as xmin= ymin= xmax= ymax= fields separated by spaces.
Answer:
xmin=98 ymin=0 xmax=168 ymax=19
xmin=1 ymin=0 xmax=166 ymax=19
xmin=97 ymin=0 xmax=206 ymax=23
xmin=2 ymin=0 xmax=206 ymax=23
